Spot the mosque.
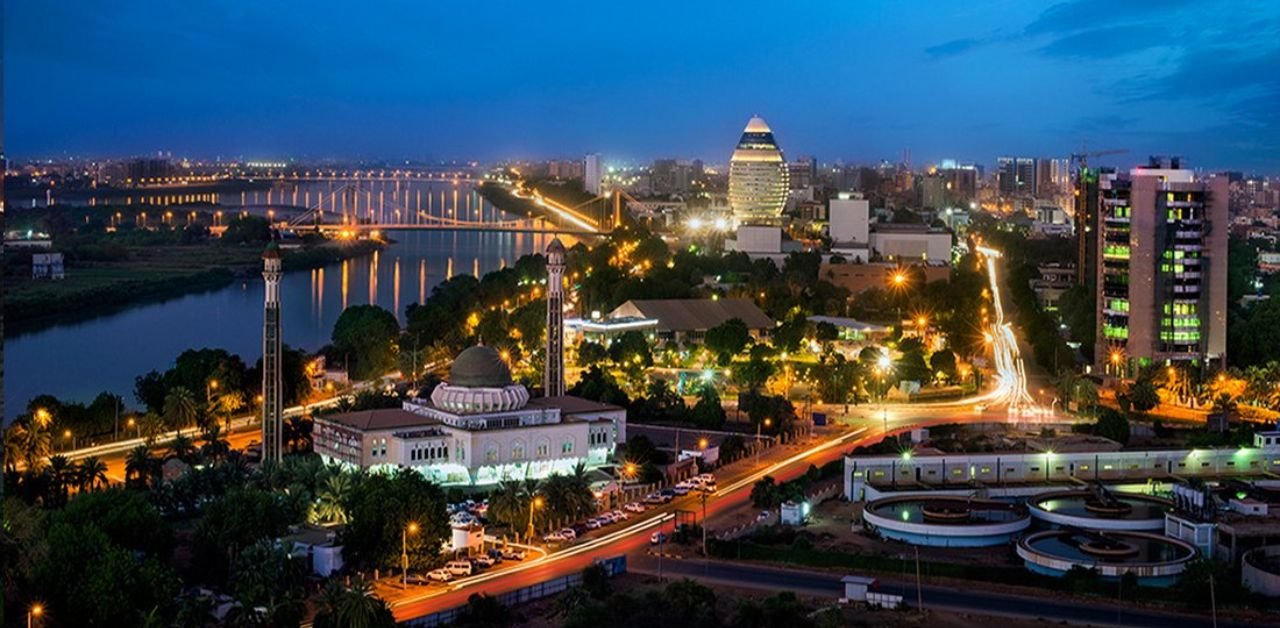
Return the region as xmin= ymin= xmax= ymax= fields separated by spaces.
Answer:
xmin=312 ymin=239 xmax=627 ymax=485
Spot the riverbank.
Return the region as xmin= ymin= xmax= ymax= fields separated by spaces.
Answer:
xmin=5 ymin=239 xmax=384 ymax=335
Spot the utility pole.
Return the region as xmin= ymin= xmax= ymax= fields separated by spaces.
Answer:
xmin=1210 ymin=573 xmax=1218 ymax=628
xmin=700 ymin=490 xmax=708 ymax=557
xmin=915 ymin=546 xmax=923 ymax=613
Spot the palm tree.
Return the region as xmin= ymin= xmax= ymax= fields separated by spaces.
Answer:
xmin=47 ymin=454 xmax=74 ymax=505
xmin=169 ymin=434 xmax=197 ymax=463
xmin=200 ymin=424 xmax=231 ymax=462
xmin=125 ymin=444 xmax=156 ymax=488
xmin=310 ymin=472 xmax=353 ymax=525
xmin=314 ymin=578 xmax=395 ymax=628
xmin=78 ymin=455 xmax=109 ymax=490
xmin=140 ymin=411 xmax=167 ymax=446
xmin=210 ymin=390 xmax=246 ymax=432
xmin=18 ymin=421 xmax=52 ymax=471
xmin=489 ymin=479 xmax=530 ymax=530
xmin=283 ymin=414 xmax=314 ymax=453
xmin=163 ymin=386 xmax=199 ymax=435
xmin=4 ymin=424 xmax=28 ymax=472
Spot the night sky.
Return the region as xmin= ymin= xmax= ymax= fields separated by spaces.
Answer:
xmin=5 ymin=1 xmax=1279 ymax=171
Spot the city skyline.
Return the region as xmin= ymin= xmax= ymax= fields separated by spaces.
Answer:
xmin=5 ymin=0 xmax=1280 ymax=172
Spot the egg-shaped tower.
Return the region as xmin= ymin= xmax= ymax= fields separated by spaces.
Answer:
xmin=728 ymin=115 xmax=789 ymax=226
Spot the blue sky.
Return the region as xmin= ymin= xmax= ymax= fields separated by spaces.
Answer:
xmin=5 ymin=0 xmax=1279 ymax=171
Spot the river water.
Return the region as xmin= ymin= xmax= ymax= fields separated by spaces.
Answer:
xmin=5 ymin=180 xmax=577 ymax=418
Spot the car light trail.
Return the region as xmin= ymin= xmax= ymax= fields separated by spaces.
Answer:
xmin=976 ymin=246 xmax=1047 ymax=419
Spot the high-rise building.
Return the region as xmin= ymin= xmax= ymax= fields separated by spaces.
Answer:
xmin=544 ymin=238 xmax=566 ymax=397
xmin=788 ymin=156 xmax=817 ymax=190
xmin=1095 ymin=161 xmax=1228 ymax=377
xmin=1035 ymin=158 xmax=1071 ymax=197
xmin=584 ymin=153 xmax=602 ymax=196
xmin=729 ymin=116 xmax=789 ymax=226
xmin=997 ymin=156 xmax=1036 ymax=197
xmin=261 ymin=241 xmax=284 ymax=462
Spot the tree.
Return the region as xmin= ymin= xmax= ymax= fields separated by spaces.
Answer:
xmin=134 ymin=370 xmax=168 ymax=414
xmin=689 ymin=385 xmax=726 ymax=430
xmin=577 ymin=341 xmax=608 ymax=365
xmin=78 ymin=455 xmax=109 ymax=490
xmin=310 ymin=472 xmax=354 ymax=525
xmin=220 ymin=215 xmax=272 ymax=245
xmin=569 ymin=366 xmax=630 ymax=407
xmin=125 ymin=444 xmax=158 ymax=488
xmin=751 ymin=476 xmax=780 ymax=509
xmin=454 ymin=593 xmax=513 ymax=628
xmin=930 ymin=348 xmax=957 ymax=382
xmin=313 ymin=578 xmax=397 ymax=628
xmin=35 ymin=522 xmax=180 ymax=627
xmin=608 ymin=330 xmax=652 ymax=367
xmin=169 ymin=433 xmax=197 ymax=462
xmin=733 ymin=344 xmax=778 ymax=392
xmin=704 ymin=318 xmax=750 ymax=365
xmin=195 ymin=487 xmax=301 ymax=582
xmin=229 ymin=539 xmax=308 ymax=627
xmin=1128 ymin=368 xmax=1160 ymax=413
xmin=332 ymin=305 xmax=401 ymax=380
xmin=163 ymin=386 xmax=199 ymax=434
xmin=341 ymin=470 xmax=450 ymax=572
xmin=1093 ymin=408 xmax=1131 ymax=445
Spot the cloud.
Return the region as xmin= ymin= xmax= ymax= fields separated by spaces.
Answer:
xmin=924 ymin=37 xmax=988 ymax=59
xmin=1036 ymin=25 xmax=1166 ymax=59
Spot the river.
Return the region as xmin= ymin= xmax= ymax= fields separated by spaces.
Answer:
xmin=5 ymin=179 xmax=578 ymax=418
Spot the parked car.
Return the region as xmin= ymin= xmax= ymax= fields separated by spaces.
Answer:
xmin=697 ymin=473 xmax=716 ymax=485
xmin=624 ymin=502 xmax=647 ymax=513
xmin=610 ymin=509 xmax=629 ymax=521
xmin=584 ymin=518 xmax=602 ymax=530
xmin=446 ymin=560 xmax=474 ymax=576
xmin=671 ymin=484 xmax=691 ymax=496
xmin=697 ymin=482 xmax=718 ymax=494
xmin=428 ymin=568 xmax=453 ymax=582
xmin=472 ymin=555 xmax=496 ymax=569
xmin=543 ymin=531 xmax=567 ymax=542
xmin=559 ymin=528 xmax=577 ymax=540
xmin=650 ymin=531 xmax=668 ymax=545
xmin=659 ymin=489 xmax=676 ymax=500
xmin=757 ymin=510 xmax=771 ymax=522
xmin=501 ymin=548 xmax=527 ymax=561
xmin=643 ymin=493 xmax=665 ymax=504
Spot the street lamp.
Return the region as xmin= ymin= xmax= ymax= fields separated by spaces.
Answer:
xmin=28 ymin=603 xmax=43 ymax=628
xmin=527 ymin=495 xmax=544 ymax=542
xmin=402 ymin=522 xmax=419 ymax=587
xmin=877 ymin=354 xmax=894 ymax=437
xmin=756 ymin=418 xmax=772 ymax=467
xmin=127 ymin=417 xmax=138 ymax=438
xmin=34 ymin=408 xmax=52 ymax=429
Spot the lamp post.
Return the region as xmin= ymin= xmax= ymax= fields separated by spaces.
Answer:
xmin=28 ymin=604 xmax=43 ymax=628
xmin=526 ymin=496 xmax=544 ymax=543
xmin=402 ymin=522 xmax=419 ymax=587
xmin=755 ymin=418 xmax=771 ymax=467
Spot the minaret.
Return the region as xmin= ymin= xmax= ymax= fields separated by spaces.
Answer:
xmin=261 ymin=241 xmax=284 ymax=462
xmin=544 ymin=238 xmax=566 ymax=397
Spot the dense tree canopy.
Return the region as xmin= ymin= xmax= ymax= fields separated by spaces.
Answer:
xmin=332 ymin=304 xmax=401 ymax=380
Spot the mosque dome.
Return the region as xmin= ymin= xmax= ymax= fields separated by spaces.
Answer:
xmin=449 ymin=346 xmax=513 ymax=387
xmin=432 ymin=346 xmax=528 ymax=414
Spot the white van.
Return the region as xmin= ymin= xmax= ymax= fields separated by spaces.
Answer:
xmin=446 ymin=560 xmax=474 ymax=576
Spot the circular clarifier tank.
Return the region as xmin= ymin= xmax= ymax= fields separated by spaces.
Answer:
xmin=863 ymin=495 xmax=1030 ymax=547
xmin=1017 ymin=529 xmax=1196 ymax=587
xmin=1028 ymin=490 xmax=1172 ymax=531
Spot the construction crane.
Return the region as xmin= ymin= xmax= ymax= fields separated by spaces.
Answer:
xmin=1069 ymin=145 xmax=1128 ymax=171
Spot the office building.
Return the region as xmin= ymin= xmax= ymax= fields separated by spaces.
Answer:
xmin=1095 ymin=160 xmax=1229 ymax=376
xmin=789 ymin=156 xmax=817 ymax=190
xmin=584 ymin=153 xmax=602 ymax=195
xmin=997 ymin=156 xmax=1035 ymax=197
xmin=728 ymin=115 xmax=789 ymax=226
xmin=829 ymin=194 xmax=870 ymax=243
